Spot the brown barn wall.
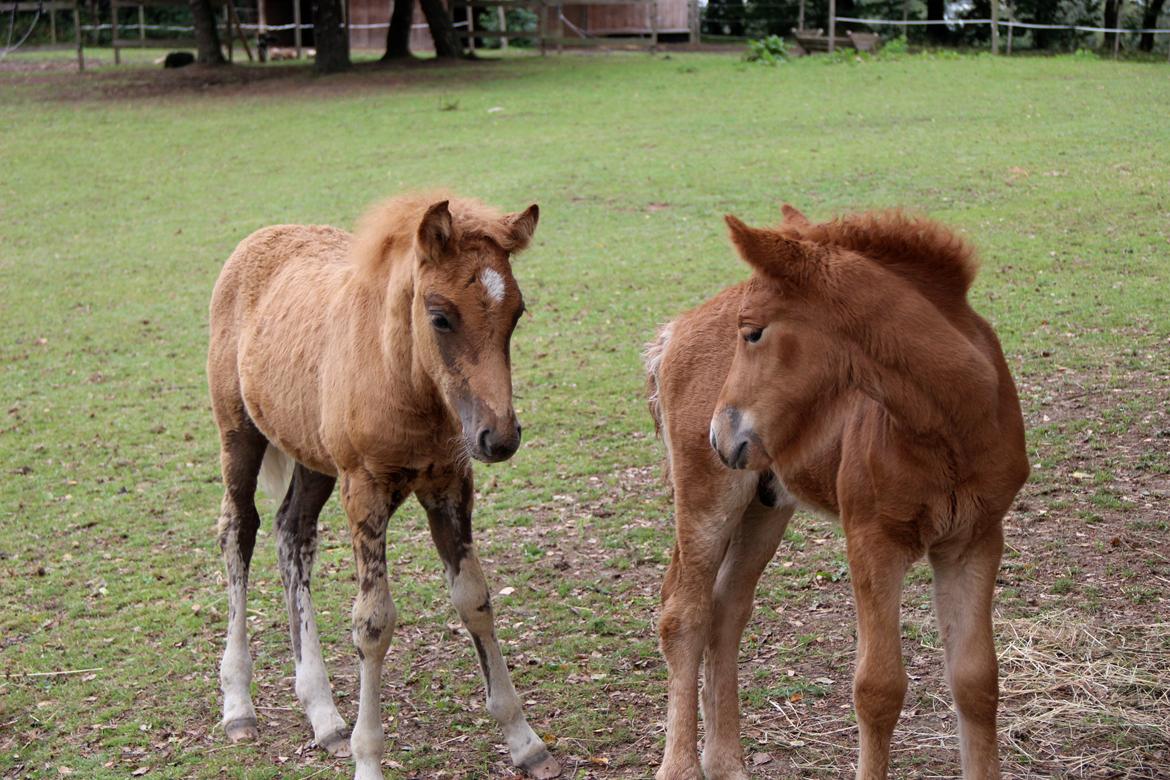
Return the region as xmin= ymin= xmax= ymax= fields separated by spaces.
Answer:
xmin=561 ymin=0 xmax=689 ymax=35
xmin=266 ymin=0 xmax=682 ymax=53
xmin=341 ymin=0 xmax=441 ymax=52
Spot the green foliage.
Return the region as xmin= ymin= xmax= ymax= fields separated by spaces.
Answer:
xmin=475 ymin=7 xmax=539 ymax=48
xmin=881 ymin=35 xmax=909 ymax=56
xmin=743 ymin=34 xmax=790 ymax=64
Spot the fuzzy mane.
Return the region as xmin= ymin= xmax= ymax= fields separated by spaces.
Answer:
xmin=351 ymin=190 xmax=518 ymax=277
xmin=784 ymin=210 xmax=980 ymax=301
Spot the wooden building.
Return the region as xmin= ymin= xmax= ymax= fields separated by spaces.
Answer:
xmin=560 ymin=0 xmax=691 ymax=39
xmin=258 ymin=0 xmax=692 ymax=53
xmin=257 ymin=0 xmax=448 ymax=51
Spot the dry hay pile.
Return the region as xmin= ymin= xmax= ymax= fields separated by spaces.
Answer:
xmin=996 ymin=611 xmax=1170 ymax=776
xmin=741 ymin=611 xmax=1169 ymax=778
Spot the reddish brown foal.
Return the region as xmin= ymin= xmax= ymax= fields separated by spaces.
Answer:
xmin=208 ymin=192 xmax=560 ymax=780
xmin=647 ymin=205 xmax=1029 ymax=779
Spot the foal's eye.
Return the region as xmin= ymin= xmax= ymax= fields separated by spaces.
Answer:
xmin=430 ymin=313 xmax=453 ymax=333
xmin=744 ymin=328 xmax=763 ymax=344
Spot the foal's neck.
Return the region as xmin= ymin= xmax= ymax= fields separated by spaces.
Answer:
xmin=356 ymin=254 xmax=443 ymax=414
xmin=843 ymin=290 xmax=999 ymax=450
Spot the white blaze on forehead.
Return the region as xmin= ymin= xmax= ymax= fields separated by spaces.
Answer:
xmin=479 ymin=267 xmax=506 ymax=304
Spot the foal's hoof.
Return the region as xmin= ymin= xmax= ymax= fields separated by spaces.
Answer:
xmin=655 ymin=763 xmax=703 ymax=780
xmin=317 ymin=727 xmax=352 ymax=758
xmin=519 ymin=749 xmax=562 ymax=779
xmin=224 ymin=717 xmax=259 ymax=743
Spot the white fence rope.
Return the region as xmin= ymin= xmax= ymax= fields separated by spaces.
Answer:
xmin=79 ymin=20 xmax=469 ymax=33
xmin=836 ymin=16 xmax=1170 ymax=34
xmin=0 ymin=1 xmax=42 ymax=59
xmin=558 ymin=11 xmax=591 ymax=38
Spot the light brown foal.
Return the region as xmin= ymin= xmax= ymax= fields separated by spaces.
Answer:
xmin=646 ymin=205 xmax=1029 ymax=779
xmin=208 ymin=192 xmax=560 ymax=780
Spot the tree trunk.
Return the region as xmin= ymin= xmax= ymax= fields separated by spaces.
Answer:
xmin=1031 ymin=0 xmax=1060 ymax=49
xmin=925 ymin=0 xmax=948 ymax=43
xmin=1140 ymin=0 xmax=1166 ymax=50
xmin=314 ymin=0 xmax=351 ymax=72
xmin=1102 ymin=0 xmax=1120 ymax=50
xmin=189 ymin=0 xmax=226 ymax=64
xmin=383 ymin=0 xmax=414 ymax=59
xmin=418 ymin=0 xmax=462 ymax=58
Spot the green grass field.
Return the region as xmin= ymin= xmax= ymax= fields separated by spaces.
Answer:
xmin=2 ymin=49 xmax=1168 ymax=778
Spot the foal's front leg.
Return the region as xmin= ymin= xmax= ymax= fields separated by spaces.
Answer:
xmin=340 ymin=467 xmax=413 ymax=780
xmin=416 ymin=466 xmax=561 ymax=779
xmin=701 ymin=497 xmax=793 ymax=780
xmin=658 ymin=500 xmax=742 ymax=780
xmin=846 ymin=528 xmax=914 ymax=780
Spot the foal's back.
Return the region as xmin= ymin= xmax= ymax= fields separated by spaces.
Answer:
xmin=208 ymin=224 xmax=354 ymax=476
xmin=210 ymin=224 xmax=351 ymax=327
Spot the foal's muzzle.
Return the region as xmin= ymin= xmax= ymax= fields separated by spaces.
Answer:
xmin=473 ymin=419 xmax=522 ymax=463
xmin=710 ymin=406 xmax=761 ymax=471
xmin=456 ymin=395 xmax=522 ymax=463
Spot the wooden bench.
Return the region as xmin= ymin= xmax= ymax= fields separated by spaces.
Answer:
xmin=848 ymin=30 xmax=880 ymax=52
xmin=791 ymin=28 xmax=879 ymax=55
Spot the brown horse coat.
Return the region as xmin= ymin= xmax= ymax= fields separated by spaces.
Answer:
xmin=648 ymin=206 xmax=1029 ymax=780
xmin=208 ymin=192 xmax=559 ymax=780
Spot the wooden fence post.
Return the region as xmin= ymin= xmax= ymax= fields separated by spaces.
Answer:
xmin=89 ymin=0 xmax=99 ymax=46
xmin=73 ymin=0 xmax=84 ymax=70
xmin=556 ymin=2 xmax=563 ymax=53
xmin=222 ymin=3 xmax=233 ymax=61
xmin=827 ymin=0 xmax=835 ymax=52
xmin=650 ymin=0 xmax=657 ymax=52
xmin=468 ymin=3 xmax=476 ymax=53
xmin=1112 ymin=0 xmax=1122 ymax=57
xmin=111 ymin=0 xmax=120 ymax=64
xmin=990 ymin=0 xmax=999 ymax=53
xmin=539 ymin=0 xmax=547 ymax=55
xmin=294 ymin=0 xmax=302 ymax=58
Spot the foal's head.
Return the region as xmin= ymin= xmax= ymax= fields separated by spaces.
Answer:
xmin=411 ymin=199 xmax=539 ymax=463
xmin=709 ymin=206 xmax=850 ymax=471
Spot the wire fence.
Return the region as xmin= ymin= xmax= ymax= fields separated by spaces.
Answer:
xmin=836 ymin=16 xmax=1170 ymax=35
xmin=701 ymin=9 xmax=1170 ymax=56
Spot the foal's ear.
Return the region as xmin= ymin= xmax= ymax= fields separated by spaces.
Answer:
xmin=780 ymin=203 xmax=810 ymax=226
xmin=417 ymin=200 xmax=453 ymax=261
xmin=725 ymin=214 xmax=823 ymax=287
xmin=504 ymin=204 xmax=540 ymax=252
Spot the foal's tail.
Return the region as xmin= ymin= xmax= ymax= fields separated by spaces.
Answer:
xmin=643 ymin=321 xmax=674 ymax=488
xmin=257 ymin=445 xmax=295 ymax=503
xmin=643 ymin=321 xmax=673 ymax=439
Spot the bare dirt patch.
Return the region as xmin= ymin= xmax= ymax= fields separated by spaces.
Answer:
xmin=2 ymin=56 xmax=525 ymax=104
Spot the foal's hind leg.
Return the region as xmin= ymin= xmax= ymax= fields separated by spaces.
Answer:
xmin=929 ymin=523 xmax=1004 ymax=779
xmin=416 ymin=466 xmax=560 ymax=779
xmin=701 ymin=486 xmax=794 ymax=780
xmin=275 ymin=463 xmax=349 ymax=757
xmin=215 ymin=420 xmax=268 ymax=743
